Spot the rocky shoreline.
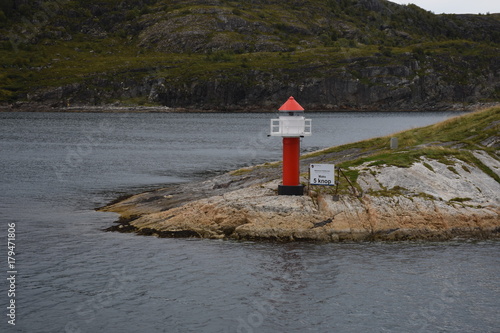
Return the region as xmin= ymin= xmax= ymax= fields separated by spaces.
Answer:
xmin=100 ymin=154 xmax=500 ymax=242
xmin=98 ymin=107 xmax=500 ymax=242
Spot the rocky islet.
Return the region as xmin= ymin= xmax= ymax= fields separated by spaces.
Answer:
xmin=100 ymin=107 xmax=500 ymax=242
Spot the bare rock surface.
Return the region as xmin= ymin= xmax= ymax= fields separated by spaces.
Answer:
xmin=356 ymin=154 xmax=500 ymax=205
xmin=101 ymin=154 xmax=500 ymax=242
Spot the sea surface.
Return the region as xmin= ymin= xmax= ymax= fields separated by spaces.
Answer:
xmin=0 ymin=111 xmax=498 ymax=333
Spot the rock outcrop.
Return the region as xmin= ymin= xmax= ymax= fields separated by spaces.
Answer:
xmin=21 ymin=53 xmax=500 ymax=112
xmin=101 ymin=153 xmax=500 ymax=241
xmin=99 ymin=106 xmax=500 ymax=242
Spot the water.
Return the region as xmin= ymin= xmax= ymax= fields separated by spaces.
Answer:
xmin=0 ymin=111 xmax=498 ymax=333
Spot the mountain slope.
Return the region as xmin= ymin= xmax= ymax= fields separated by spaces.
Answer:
xmin=1 ymin=0 xmax=499 ymax=110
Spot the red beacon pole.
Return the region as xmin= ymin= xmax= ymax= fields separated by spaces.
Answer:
xmin=270 ymin=96 xmax=312 ymax=195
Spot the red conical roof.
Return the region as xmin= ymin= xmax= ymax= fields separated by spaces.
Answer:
xmin=278 ymin=96 xmax=304 ymax=111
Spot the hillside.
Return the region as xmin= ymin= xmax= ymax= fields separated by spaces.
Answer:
xmin=100 ymin=106 xmax=500 ymax=241
xmin=1 ymin=0 xmax=500 ymax=111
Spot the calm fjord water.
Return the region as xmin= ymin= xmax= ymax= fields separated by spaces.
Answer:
xmin=0 ymin=111 xmax=498 ymax=333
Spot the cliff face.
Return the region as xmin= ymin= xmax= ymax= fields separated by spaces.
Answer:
xmin=149 ymin=55 xmax=499 ymax=111
xmin=25 ymin=52 xmax=499 ymax=111
xmin=100 ymin=107 xmax=500 ymax=241
xmin=1 ymin=0 xmax=499 ymax=110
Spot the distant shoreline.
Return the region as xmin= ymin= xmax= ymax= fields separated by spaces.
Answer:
xmin=1 ymin=102 xmax=499 ymax=113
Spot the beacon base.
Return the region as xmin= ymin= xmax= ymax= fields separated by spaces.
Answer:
xmin=278 ymin=185 xmax=304 ymax=196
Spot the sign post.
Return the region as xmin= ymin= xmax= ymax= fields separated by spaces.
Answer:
xmin=309 ymin=164 xmax=335 ymax=186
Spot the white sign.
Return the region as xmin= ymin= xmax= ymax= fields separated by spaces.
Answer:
xmin=310 ymin=164 xmax=335 ymax=185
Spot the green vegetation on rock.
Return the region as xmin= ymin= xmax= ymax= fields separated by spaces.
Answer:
xmin=302 ymin=107 xmax=500 ymax=189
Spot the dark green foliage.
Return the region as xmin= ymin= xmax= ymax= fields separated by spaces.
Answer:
xmin=423 ymin=162 xmax=434 ymax=172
